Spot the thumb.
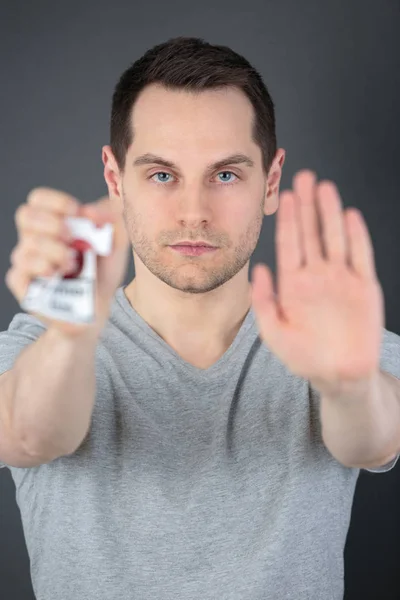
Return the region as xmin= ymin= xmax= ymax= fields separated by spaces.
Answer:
xmin=77 ymin=195 xmax=118 ymax=224
xmin=251 ymin=264 xmax=281 ymax=345
xmin=78 ymin=196 xmax=130 ymax=251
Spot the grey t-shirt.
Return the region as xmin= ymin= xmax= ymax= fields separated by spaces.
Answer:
xmin=0 ymin=285 xmax=399 ymax=600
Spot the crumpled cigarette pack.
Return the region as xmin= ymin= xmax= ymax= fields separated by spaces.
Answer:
xmin=21 ymin=217 xmax=113 ymax=324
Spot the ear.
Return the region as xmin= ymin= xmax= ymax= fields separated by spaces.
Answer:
xmin=102 ymin=145 xmax=123 ymax=204
xmin=264 ymin=149 xmax=286 ymax=216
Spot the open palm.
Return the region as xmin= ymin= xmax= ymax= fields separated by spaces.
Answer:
xmin=251 ymin=170 xmax=384 ymax=392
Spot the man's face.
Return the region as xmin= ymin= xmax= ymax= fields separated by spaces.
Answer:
xmin=105 ymin=84 xmax=279 ymax=295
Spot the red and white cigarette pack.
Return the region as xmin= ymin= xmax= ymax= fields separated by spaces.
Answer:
xmin=21 ymin=217 xmax=113 ymax=324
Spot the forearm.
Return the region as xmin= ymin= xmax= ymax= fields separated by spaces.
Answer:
xmin=4 ymin=325 xmax=99 ymax=460
xmin=318 ymin=370 xmax=400 ymax=468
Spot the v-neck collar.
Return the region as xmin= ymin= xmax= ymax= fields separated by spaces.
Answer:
xmin=113 ymin=285 xmax=257 ymax=379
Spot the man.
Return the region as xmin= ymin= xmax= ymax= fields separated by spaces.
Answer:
xmin=0 ymin=36 xmax=399 ymax=600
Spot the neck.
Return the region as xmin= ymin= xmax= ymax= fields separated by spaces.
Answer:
xmin=124 ymin=275 xmax=252 ymax=355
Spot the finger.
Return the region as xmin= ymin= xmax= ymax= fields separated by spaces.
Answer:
xmin=276 ymin=190 xmax=303 ymax=272
xmin=9 ymin=252 xmax=57 ymax=280
xmin=5 ymin=264 xmax=61 ymax=305
xmin=77 ymin=196 xmax=117 ymax=223
xmin=15 ymin=206 xmax=71 ymax=240
xmin=293 ymin=170 xmax=323 ymax=265
xmin=79 ymin=198 xmax=130 ymax=251
xmin=10 ymin=247 xmax=60 ymax=277
xmin=344 ymin=208 xmax=376 ymax=279
xmin=10 ymin=234 xmax=72 ymax=271
xmin=316 ymin=181 xmax=347 ymax=263
xmin=251 ymin=263 xmax=277 ymax=306
xmin=27 ymin=188 xmax=79 ymax=216
xmin=250 ymin=264 xmax=282 ymax=353
xmin=5 ymin=267 xmax=31 ymax=302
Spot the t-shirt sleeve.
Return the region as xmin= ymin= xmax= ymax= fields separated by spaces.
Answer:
xmin=0 ymin=312 xmax=47 ymax=469
xmin=363 ymin=326 xmax=400 ymax=473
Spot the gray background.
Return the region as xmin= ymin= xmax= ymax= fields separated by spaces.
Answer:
xmin=1 ymin=1 xmax=399 ymax=598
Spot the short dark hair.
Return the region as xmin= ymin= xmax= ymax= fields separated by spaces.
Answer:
xmin=110 ymin=37 xmax=277 ymax=175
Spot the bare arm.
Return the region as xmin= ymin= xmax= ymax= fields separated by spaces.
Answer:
xmin=0 ymin=324 xmax=100 ymax=462
xmin=0 ymin=187 xmax=128 ymax=467
xmin=320 ymin=369 xmax=400 ymax=469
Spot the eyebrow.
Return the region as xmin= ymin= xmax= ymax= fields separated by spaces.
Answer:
xmin=132 ymin=152 xmax=255 ymax=171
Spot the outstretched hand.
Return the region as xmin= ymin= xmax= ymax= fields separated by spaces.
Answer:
xmin=250 ymin=170 xmax=384 ymax=395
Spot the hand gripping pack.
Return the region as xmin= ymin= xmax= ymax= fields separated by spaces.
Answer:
xmin=21 ymin=217 xmax=113 ymax=324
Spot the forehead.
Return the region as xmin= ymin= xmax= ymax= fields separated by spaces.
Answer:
xmin=129 ymin=84 xmax=256 ymax=151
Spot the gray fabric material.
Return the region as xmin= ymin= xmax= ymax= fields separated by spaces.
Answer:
xmin=0 ymin=285 xmax=399 ymax=600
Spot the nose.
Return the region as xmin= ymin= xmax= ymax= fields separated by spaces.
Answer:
xmin=174 ymin=184 xmax=213 ymax=227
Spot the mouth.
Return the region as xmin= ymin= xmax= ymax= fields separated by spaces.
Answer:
xmin=169 ymin=243 xmax=218 ymax=256
xmin=170 ymin=241 xmax=216 ymax=248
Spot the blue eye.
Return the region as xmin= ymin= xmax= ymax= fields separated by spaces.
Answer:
xmin=151 ymin=172 xmax=173 ymax=184
xmin=217 ymin=171 xmax=237 ymax=183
